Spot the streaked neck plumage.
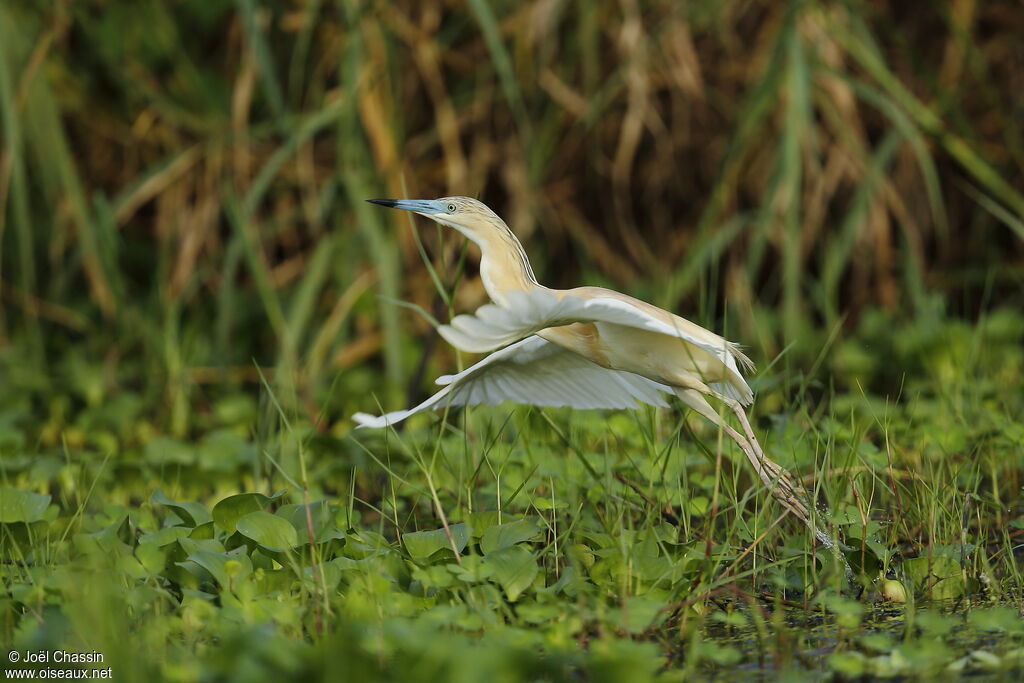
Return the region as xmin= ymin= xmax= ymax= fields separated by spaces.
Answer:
xmin=454 ymin=215 xmax=541 ymax=306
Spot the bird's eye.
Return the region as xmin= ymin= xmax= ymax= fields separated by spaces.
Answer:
xmin=446 ymin=203 xmax=456 ymax=213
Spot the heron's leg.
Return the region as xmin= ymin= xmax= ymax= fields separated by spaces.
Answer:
xmin=726 ymin=402 xmax=799 ymax=493
xmin=729 ymin=403 xmax=766 ymax=461
xmin=726 ymin=400 xmax=853 ymax=579
xmin=674 ymin=388 xmax=811 ymax=522
xmin=727 ymin=425 xmax=811 ymax=522
xmin=727 ymin=401 xmax=826 ymax=512
xmin=726 ymin=401 xmax=814 ymax=520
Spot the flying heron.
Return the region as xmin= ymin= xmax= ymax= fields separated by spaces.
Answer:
xmin=355 ymin=196 xmax=842 ymax=555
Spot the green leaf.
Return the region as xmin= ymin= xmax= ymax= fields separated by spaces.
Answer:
xmin=0 ymin=487 xmax=51 ymax=523
xmin=818 ymin=594 xmax=865 ymax=629
xmin=403 ymin=523 xmax=469 ymax=560
xmin=150 ymin=489 xmax=212 ymax=527
xmin=135 ymin=543 xmax=167 ymax=576
xmin=186 ymin=549 xmax=253 ymax=589
xmin=829 ymin=652 xmax=867 ymax=677
xmin=695 ymin=641 xmax=743 ymax=666
xmin=903 ymin=556 xmax=963 ymax=598
xmin=687 ymin=496 xmax=709 ymax=516
xmin=969 ymin=608 xmax=1024 ymax=635
xmin=861 ymin=633 xmax=894 ymax=654
xmin=487 ymin=545 xmax=538 ymax=602
xmin=276 ymin=501 xmax=344 ymax=543
xmin=516 ymin=602 xmax=562 ymax=624
xmin=713 ymin=611 xmax=749 ymax=628
xmin=178 ymin=537 xmax=226 ymax=556
xmin=211 ymin=490 xmax=285 ymax=532
xmin=532 ymin=498 xmax=567 ymax=511
xmin=235 ymin=511 xmax=298 ymax=551
xmin=609 ymin=597 xmax=667 ymax=634
xmin=903 ymin=556 xmax=957 ymax=583
xmin=0 ymin=521 xmax=50 ymax=551
xmin=412 ymin=565 xmax=455 ymax=590
xmin=916 ymin=611 xmax=956 ymax=637
xmin=73 ymin=516 xmax=132 ymax=556
xmin=448 ymin=555 xmax=492 ymax=583
xmin=190 ymin=521 xmax=216 ymax=540
xmin=480 ymin=518 xmax=539 ymax=556
xmin=138 ymin=526 xmax=191 ymax=547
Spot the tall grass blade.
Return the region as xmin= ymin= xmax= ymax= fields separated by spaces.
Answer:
xmin=466 ymin=0 xmax=529 ymax=134
xmin=237 ymin=0 xmax=286 ymax=129
xmin=0 ymin=15 xmax=42 ymax=360
xmin=837 ymin=13 xmax=1024 ymax=223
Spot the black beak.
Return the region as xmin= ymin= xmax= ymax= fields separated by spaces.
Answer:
xmin=366 ymin=198 xmax=398 ymax=208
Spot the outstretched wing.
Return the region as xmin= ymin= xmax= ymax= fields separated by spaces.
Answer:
xmin=352 ymin=336 xmax=674 ymax=429
xmin=439 ymin=289 xmax=734 ymax=357
xmin=438 ymin=288 xmax=754 ymax=406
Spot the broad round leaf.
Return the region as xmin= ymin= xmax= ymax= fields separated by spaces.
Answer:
xmin=480 ymin=518 xmax=540 ymax=556
xmin=186 ymin=549 xmax=253 ymax=588
xmin=150 ymin=489 xmax=212 ymax=527
xmin=403 ymin=523 xmax=469 ymax=560
xmin=212 ymin=490 xmax=285 ymax=532
xmin=0 ymin=487 xmax=51 ymax=523
xmin=236 ymin=511 xmax=299 ymax=551
xmin=276 ymin=501 xmax=343 ymax=543
xmin=487 ymin=545 xmax=538 ymax=602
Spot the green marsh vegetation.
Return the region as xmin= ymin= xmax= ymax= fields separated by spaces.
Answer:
xmin=1 ymin=0 xmax=1022 ymax=679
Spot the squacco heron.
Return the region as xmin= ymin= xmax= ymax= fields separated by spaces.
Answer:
xmin=355 ymin=196 xmax=840 ymax=554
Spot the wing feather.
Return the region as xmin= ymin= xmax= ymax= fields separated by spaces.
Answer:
xmin=436 ymin=288 xmax=754 ymax=404
xmin=353 ymin=336 xmax=674 ymax=429
xmin=439 ymin=288 xmax=744 ymax=368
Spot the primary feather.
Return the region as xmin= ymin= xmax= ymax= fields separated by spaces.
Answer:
xmin=352 ymin=336 xmax=674 ymax=429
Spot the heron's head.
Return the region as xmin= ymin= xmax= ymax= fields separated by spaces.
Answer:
xmin=366 ymin=196 xmax=507 ymax=244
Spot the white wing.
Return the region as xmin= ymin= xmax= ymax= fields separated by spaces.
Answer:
xmin=352 ymin=336 xmax=674 ymax=429
xmin=437 ymin=288 xmax=752 ymax=404
xmin=440 ymin=289 xmax=738 ymax=363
